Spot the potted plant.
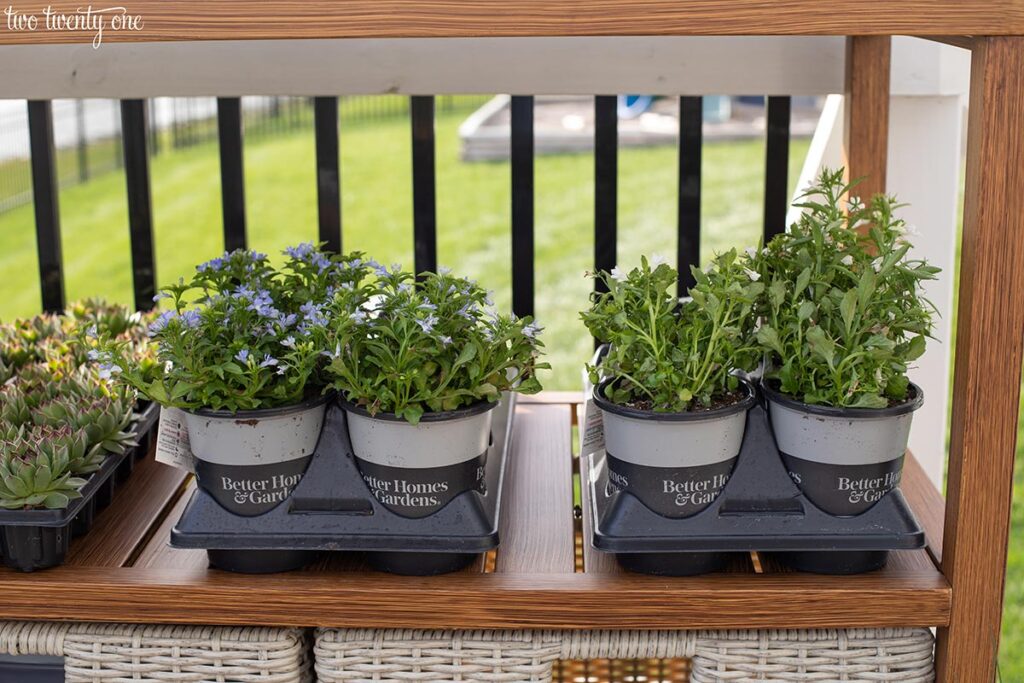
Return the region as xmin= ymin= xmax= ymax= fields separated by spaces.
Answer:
xmin=581 ymin=252 xmax=762 ymax=519
xmin=751 ymin=168 xmax=939 ymax=517
xmin=325 ymin=265 xmax=546 ymax=518
xmin=97 ymin=244 xmax=356 ymax=516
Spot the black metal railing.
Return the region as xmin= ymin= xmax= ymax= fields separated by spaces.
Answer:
xmin=23 ymin=94 xmax=793 ymax=320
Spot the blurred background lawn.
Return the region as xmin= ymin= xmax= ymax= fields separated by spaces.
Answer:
xmin=0 ymin=97 xmax=1020 ymax=677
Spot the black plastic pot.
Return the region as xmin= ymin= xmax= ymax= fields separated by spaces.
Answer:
xmin=0 ymin=654 xmax=64 ymax=682
xmin=762 ymin=381 xmax=923 ymax=517
xmin=0 ymin=401 xmax=160 ymax=572
xmin=593 ymin=378 xmax=755 ymax=520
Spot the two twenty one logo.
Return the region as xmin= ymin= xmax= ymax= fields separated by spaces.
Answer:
xmin=3 ymin=5 xmax=144 ymax=48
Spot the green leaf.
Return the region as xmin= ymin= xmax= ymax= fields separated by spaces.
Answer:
xmin=42 ymin=492 xmax=70 ymax=509
xmin=840 ymin=289 xmax=858 ymax=332
xmin=794 ymin=267 xmax=811 ymax=298
xmin=905 ymin=334 xmax=926 ymax=361
xmin=756 ymin=325 xmax=785 ymax=356
xmin=805 ymin=326 xmax=835 ymax=367
xmin=850 ymin=393 xmax=888 ymax=409
xmin=797 ymin=301 xmax=816 ymax=321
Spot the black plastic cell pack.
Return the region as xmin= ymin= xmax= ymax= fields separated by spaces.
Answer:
xmin=587 ymin=400 xmax=925 ymax=575
xmin=0 ymin=402 xmax=160 ymax=572
xmin=170 ymin=395 xmax=514 ymax=575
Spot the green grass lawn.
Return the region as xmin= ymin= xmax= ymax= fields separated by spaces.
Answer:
xmin=0 ymin=101 xmax=1021 ymax=675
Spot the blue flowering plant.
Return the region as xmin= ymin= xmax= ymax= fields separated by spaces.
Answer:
xmin=326 ymin=265 xmax=547 ymax=425
xmin=94 ymin=244 xmax=369 ymax=413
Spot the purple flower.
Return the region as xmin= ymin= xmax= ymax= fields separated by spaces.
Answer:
xmin=87 ymin=349 xmax=102 ymax=361
xmin=416 ymin=314 xmax=438 ymax=334
xmin=439 ymin=335 xmax=452 ymax=346
xmin=522 ymin=322 xmax=541 ymax=339
xmin=276 ymin=311 xmax=298 ymax=328
xmin=285 ymin=242 xmax=315 ymax=260
xmin=282 ymin=336 xmax=296 ymax=348
xmin=456 ymin=302 xmax=476 ymax=320
xmin=299 ymin=301 xmax=328 ymax=328
xmin=197 ymin=253 xmax=228 ymax=273
xmin=235 ymin=349 xmax=250 ymax=363
xmin=418 ymin=301 xmax=438 ymax=312
xmin=180 ymin=309 xmax=202 ymax=328
xmin=247 ymin=289 xmax=277 ymax=317
xmin=152 ymin=292 xmax=170 ymax=302
xmin=259 ymin=354 xmax=278 ymax=368
xmin=149 ymin=310 xmax=177 ymax=335
xmin=372 ymin=261 xmax=389 ymax=277
xmin=98 ymin=362 xmax=122 ymax=380
xmin=350 ymin=309 xmax=368 ymax=324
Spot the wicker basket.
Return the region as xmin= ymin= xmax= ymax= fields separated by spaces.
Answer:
xmin=0 ymin=621 xmax=312 ymax=682
xmin=314 ymin=628 xmax=934 ymax=683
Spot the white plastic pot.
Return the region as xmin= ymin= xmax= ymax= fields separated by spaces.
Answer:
xmin=185 ymin=393 xmax=330 ymax=516
xmin=594 ymin=379 xmax=755 ymax=518
xmin=763 ymin=382 xmax=923 ymax=516
xmin=341 ymin=399 xmax=497 ymax=518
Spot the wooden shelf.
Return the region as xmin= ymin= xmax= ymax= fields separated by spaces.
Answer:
xmin=0 ymin=394 xmax=950 ymax=630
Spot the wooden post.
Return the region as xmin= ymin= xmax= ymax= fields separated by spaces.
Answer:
xmin=843 ymin=36 xmax=890 ymax=200
xmin=935 ymin=36 xmax=1024 ymax=682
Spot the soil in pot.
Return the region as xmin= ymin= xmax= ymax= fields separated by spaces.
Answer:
xmin=340 ymin=399 xmax=497 ymax=519
xmin=763 ymin=381 xmax=923 ymax=517
xmin=594 ymin=378 xmax=756 ymax=519
xmin=184 ymin=393 xmax=330 ymax=517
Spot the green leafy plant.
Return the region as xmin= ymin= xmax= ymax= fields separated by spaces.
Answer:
xmin=751 ymin=168 xmax=939 ymax=408
xmin=582 ymin=252 xmax=763 ymax=412
xmin=0 ymin=425 xmax=91 ymax=509
xmin=95 ymin=244 xmax=361 ymax=412
xmin=326 ymin=265 xmax=547 ymax=424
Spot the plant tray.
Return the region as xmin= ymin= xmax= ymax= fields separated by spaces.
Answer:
xmin=170 ymin=395 xmax=515 ymax=575
xmin=587 ymin=400 xmax=925 ymax=575
xmin=0 ymin=401 xmax=160 ymax=572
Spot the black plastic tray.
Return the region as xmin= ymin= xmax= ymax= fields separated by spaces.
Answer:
xmin=0 ymin=654 xmax=63 ymax=682
xmin=0 ymin=401 xmax=160 ymax=572
xmin=170 ymin=395 xmax=515 ymax=575
xmin=587 ymin=401 xmax=925 ymax=575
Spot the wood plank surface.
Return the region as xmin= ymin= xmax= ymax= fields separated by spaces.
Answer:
xmin=935 ymin=35 xmax=1024 ymax=683
xmin=132 ymin=480 xmax=207 ymax=570
xmin=902 ymin=452 xmax=945 ymax=564
xmin=0 ymin=2 xmax=1016 ymax=45
xmin=0 ymin=565 xmax=949 ymax=629
xmin=63 ymin=454 xmax=188 ymax=568
xmin=844 ymin=36 xmax=891 ymax=202
xmin=494 ymin=404 xmax=575 ymax=574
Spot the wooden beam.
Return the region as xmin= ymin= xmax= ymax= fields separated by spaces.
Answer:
xmin=0 ymin=3 xmax=1016 ymax=45
xmin=843 ymin=36 xmax=891 ymax=201
xmin=935 ymin=35 xmax=1024 ymax=683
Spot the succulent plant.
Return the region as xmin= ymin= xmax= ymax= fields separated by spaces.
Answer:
xmin=32 ymin=390 xmax=136 ymax=458
xmin=0 ymin=425 xmax=89 ymax=509
xmin=0 ymin=387 xmax=31 ymax=427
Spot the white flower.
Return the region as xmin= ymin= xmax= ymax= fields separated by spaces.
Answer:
xmin=649 ymin=253 xmax=668 ymax=267
xmin=904 ymin=223 xmax=921 ymax=237
xmin=872 ymin=257 xmax=883 ymax=273
xmin=609 ymin=266 xmax=628 ymax=282
xmin=743 ymin=268 xmax=761 ymax=282
xmin=841 ymin=255 xmax=853 ymax=266
xmin=744 ymin=246 xmax=758 ymax=259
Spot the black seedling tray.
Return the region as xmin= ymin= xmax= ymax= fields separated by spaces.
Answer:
xmin=0 ymin=401 xmax=161 ymax=572
xmin=588 ymin=401 xmax=925 ymax=575
xmin=0 ymin=654 xmax=64 ymax=682
xmin=170 ymin=395 xmax=515 ymax=575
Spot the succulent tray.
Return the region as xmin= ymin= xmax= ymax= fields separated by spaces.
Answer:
xmin=0 ymin=401 xmax=160 ymax=572
xmin=587 ymin=399 xmax=926 ymax=576
xmin=170 ymin=395 xmax=515 ymax=575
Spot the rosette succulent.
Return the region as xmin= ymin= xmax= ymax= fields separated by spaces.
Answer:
xmin=0 ymin=426 xmax=91 ymax=509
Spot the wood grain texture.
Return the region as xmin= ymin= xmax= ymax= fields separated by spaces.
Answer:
xmin=0 ymin=566 xmax=949 ymax=629
xmin=0 ymin=2 xmax=1016 ymax=45
xmin=132 ymin=480 xmax=208 ymax=570
xmin=494 ymin=404 xmax=575 ymax=574
xmin=63 ymin=454 xmax=188 ymax=568
xmin=844 ymin=36 xmax=891 ymax=202
xmin=935 ymin=35 xmax=1024 ymax=683
xmin=902 ymin=452 xmax=945 ymax=564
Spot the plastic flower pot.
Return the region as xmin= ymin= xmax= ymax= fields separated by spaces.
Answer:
xmin=763 ymin=381 xmax=924 ymax=517
xmin=341 ymin=398 xmax=498 ymax=519
xmin=593 ymin=378 xmax=756 ymax=519
xmin=184 ymin=393 xmax=330 ymax=517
